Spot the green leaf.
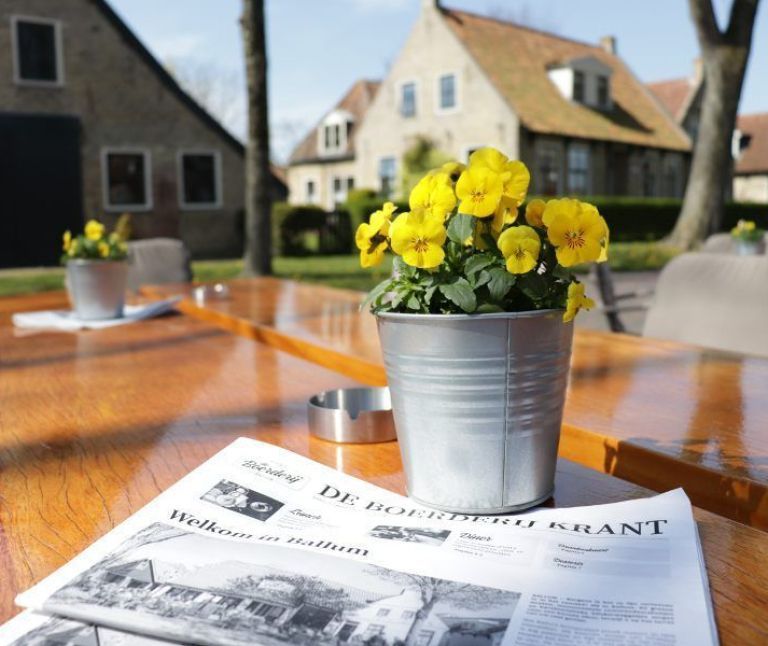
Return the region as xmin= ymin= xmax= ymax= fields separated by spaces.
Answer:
xmin=464 ymin=253 xmax=496 ymax=277
xmin=406 ymin=294 xmax=421 ymax=310
xmin=447 ymin=214 xmax=475 ymax=245
xmin=518 ymin=273 xmax=548 ymax=301
xmin=424 ymin=284 xmax=437 ymax=304
xmin=392 ymin=256 xmax=415 ymax=279
xmin=476 ymin=303 xmax=505 ymax=313
xmin=474 ymin=269 xmax=492 ymax=288
xmin=487 ymin=267 xmax=516 ymax=302
xmin=361 ymin=278 xmax=393 ymax=312
xmin=439 ymin=278 xmax=477 ymax=313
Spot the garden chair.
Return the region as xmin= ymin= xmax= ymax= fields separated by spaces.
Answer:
xmin=591 ymin=263 xmax=652 ymax=333
xmin=700 ymin=233 xmax=734 ymax=254
xmin=642 ymin=252 xmax=768 ymax=357
xmin=127 ymin=238 xmax=193 ymax=291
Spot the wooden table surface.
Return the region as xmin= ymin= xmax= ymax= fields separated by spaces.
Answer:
xmin=144 ymin=278 xmax=768 ymax=530
xmin=0 ymin=294 xmax=767 ymax=643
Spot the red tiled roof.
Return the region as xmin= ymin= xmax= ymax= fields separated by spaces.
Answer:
xmin=441 ymin=9 xmax=690 ymax=151
xmin=647 ymin=78 xmax=696 ymax=121
xmin=736 ymin=113 xmax=768 ymax=174
xmin=289 ymin=80 xmax=380 ymax=164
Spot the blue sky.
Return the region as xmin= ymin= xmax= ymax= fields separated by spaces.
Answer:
xmin=109 ymin=0 xmax=767 ymax=162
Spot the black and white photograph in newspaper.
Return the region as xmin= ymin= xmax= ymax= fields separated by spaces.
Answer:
xmin=368 ymin=525 xmax=452 ymax=547
xmin=5 ymin=614 xmax=178 ymax=645
xmin=41 ymin=523 xmax=520 ymax=646
xmin=200 ymin=479 xmax=284 ymax=522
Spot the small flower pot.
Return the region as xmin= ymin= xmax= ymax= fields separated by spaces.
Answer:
xmin=376 ymin=309 xmax=573 ymax=514
xmin=66 ymin=259 xmax=128 ymax=320
xmin=735 ymin=239 xmax=765 ymax=256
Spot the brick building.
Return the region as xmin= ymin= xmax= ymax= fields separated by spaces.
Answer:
xmin=0 ymin=0 xmax=284 ymax=267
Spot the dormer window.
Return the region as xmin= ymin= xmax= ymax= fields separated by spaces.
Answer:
xmin=318 ymin=109 xmax=353 ymax=157
xmin=548 ymin=57 xmax=612 ymax=110
xmin=573 ymin=71 xmax=585 ymax=103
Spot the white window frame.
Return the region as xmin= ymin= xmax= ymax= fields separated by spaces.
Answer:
xmin=10 ymin=15 xmax=65 ymax=87
xmin=330 ymin=175 xmax=347 ymax=206
xmin=397 ymin=79 xmax=419 ymax=118
xmin=177 ymin=149 xmax=223 ymax=210
xmin=378 ymin=156 xmax=397 ymax=197
xmin=567 ymin=142 xmax=591 ymax=194
xmin=435 ymin=72 xmax=460 ymax=115
xmin=305 ymin=179 xmax=317 ymax=204
xmin=101 ymin=147 xmax=153 ymax=212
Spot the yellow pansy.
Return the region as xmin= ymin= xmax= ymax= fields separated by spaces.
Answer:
xmin=456 ymin=166 xmax=503 ymax=217
xmin=98 ymin=241 xmax=110 ymax=258
xmin=542 ymin=199 xmax=607 ymax=267
xmin=469 ymin=148 xmax=530 ymax=208
xmin=598 ymin=218 xmax=610 ymax=263
xmin=62 ymin=230 xmax=72 ymax=252
xmin=732 ymin=219 xmax=756 ymax=234
xmin=409 ymin=172 xmax=456 ymax=220
xmin=85 ymin=220 xmax=105 ymax=241
xmin=490 ymin=201 xmax=519 ymax=236
xmin=563 ymin=282 xmax=595 ymax=322
xmin=440 ymin=161 xmax=466 ymax=182
xmin=389 ymin=209 xmax=446 ymax=269
xmin=524 ymin=199 xmax=546 ymax=228
xmin=355 ymin=204 xmax=395 ymax=268
xmin=497 ymin=225 xmax=540 ymax=274
xmin=67 ymin=238 xmax=79 ymax=257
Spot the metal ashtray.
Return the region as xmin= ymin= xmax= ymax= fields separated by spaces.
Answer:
xmin=308 ymin=387 xmax=396 ymax=443
xmin=193 ymin=283 xmax=230 ymax=305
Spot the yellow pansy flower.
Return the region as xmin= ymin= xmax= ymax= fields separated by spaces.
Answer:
xmin=390 ymin=209 xmax=446 ymax=269
xmin=440 ymin=161 xmax=466 ymax=182
xmin=732 ymin=219 xmax=756 ymax=234
xmin=524 ymin=199 xmax=546 ymax=228
xmin=469 ymin=148 xmax=530 ymax=208
xmin=456 ymin=166 xmax=503 ymax=217
xmin=355 ymin=204 xmax=395 ymax=268
xmin=409 ymin=172 xmax=456 ymax=220
xmin=542 ymin=199 xmax=607 ymax=267
xmin=563 ymin=282 xmax=595 ymax=322
xmin=98 ymin=241 xmax=110 ymax=258
xmin=598 ymin=218 xmax=610 ymax=263
xmin=497 ymin=225 xmax=541 ymax=274
xmin=490 ymin=201 xmax=519 ymax=236
xmin=62 ymin=230 xmax=72 ymax=252
xmin=85 ymin=220 xmax=105 ymax=241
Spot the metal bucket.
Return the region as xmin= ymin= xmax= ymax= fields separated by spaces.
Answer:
xmin=66 ymin=260 xmax=128 ymax=320
xmin=376 ymin=309 xmax=574 ymax=514
xmin=735 ymin=240 xmax=766 ymax=256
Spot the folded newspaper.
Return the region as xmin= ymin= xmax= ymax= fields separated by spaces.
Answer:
xmin=1 ymin=438 xmax=717 ymax=646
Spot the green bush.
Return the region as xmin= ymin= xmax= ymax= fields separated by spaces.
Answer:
xmin=344 ymin=194 xmax=768 ymax=243
xmin=271 ymin=202 xmax=351 ymax=256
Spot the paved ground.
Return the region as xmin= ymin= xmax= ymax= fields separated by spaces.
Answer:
xmin=575 ymin=271 xmax=661 ymax=335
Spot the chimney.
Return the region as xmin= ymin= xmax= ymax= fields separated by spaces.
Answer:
xmin=600 ymin=36 xmax=617 ymax=55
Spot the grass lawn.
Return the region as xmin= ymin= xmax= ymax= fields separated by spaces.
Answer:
xmin=0 ymin=242 xmax=679 ymax=298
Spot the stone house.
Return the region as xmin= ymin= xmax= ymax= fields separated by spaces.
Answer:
xmin=287 ymin=79 xmax=380 ymax=211
xmin=647 ymin=60 xmax=705 ymax=143
xmin=0 ymin=0 xmax=285 ymax=267
xmin=733 ymin=113 xmax=768 ymax=203
xmin=287 ymin=0 xmax=691 ymax=208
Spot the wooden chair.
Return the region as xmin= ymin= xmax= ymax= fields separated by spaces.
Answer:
xmin=592 ymin=263 xmax=652 ymax=333
xmin=127 ymin=238 xmax=193 ymax=291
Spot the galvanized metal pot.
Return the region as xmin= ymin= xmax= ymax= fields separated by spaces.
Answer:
xmin=735 ymin=239 xmax=765 ymax=256
xmin=66 ymin=260 xmax=128 ymax=320
xmin=376 ymin=310 xmax=574 ymax=514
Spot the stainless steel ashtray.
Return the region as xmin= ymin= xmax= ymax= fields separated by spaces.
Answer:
xmin=308 ymin=387 xmax=396 ymax=443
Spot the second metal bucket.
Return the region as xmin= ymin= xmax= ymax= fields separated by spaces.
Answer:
xmin=376 ymin=309 xmax=574 ymax=514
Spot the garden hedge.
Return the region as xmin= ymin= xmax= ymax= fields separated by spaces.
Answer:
xmin=343 ymin=193 xmax=768 ymax=243
xmin=272 ymin=203 xmax=351 ymax=256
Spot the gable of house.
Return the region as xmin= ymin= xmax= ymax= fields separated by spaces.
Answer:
xmin=441 ymin=9 xmax=690 ymax=151
xmin=736 ymin=113 xmax=768 ymax=175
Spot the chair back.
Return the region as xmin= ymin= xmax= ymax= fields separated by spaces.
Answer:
xmin=700 ymin=233 xmax=734 ymax=254
xmin=643 ymin=252 xmax=768 ymax=357
xmin=127 ymin=238 xmax=192 ymax=291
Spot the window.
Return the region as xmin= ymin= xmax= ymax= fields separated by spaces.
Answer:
xmin=642 ymin=160 xmax=656 ymax=196
xmin=332 ymin=176 xmax=347 ymax=205
xmin=362 ymin=624 xmax=385 ymax=640
xmin=663 ymin=156 xmax=680 ymax=197
xmin=536 ymin=145 xmax=560 ymax=195
xmin=402 ymin=610 xmax=416 ymax=619
xmin=346 ymin=176 xmax=355 ymax=192
xmin=573 ymin=71 xmax=585 ymax=102
xmin=102 ymin=149 xmax=152 ymax=211
xmin=324 ymin=124 xmax=341 ymax=151
xmin=567 ymin=143 xmax=590 ymax=194
xmin=179 ymin=151 xmax=220 ymax=209
xmin=306 ymin=180 xmax=316 ymax=203
xmin=415 ymin=631 xmax=435 ymax=646
xmin=376 ymin=608 xmax=391 ymax=617
xmin=379 ymin=157 xmax=396 ymax=198
xmin=597 ymin=75 xmax=609 ymax=108
xmin=401 ymin=82 xmax=416 ymax=117
xmin=12 ymin=16 xmax=63 ymax=85
xmin=438 ymin=73 xmax=457 ymax=111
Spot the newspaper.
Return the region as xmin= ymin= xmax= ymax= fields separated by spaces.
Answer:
xmin=7 ymin=438 xmax=717 ymax=646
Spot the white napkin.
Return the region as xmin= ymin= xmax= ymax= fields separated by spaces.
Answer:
xmin=12 ymin=297 xmax=182 ymax=332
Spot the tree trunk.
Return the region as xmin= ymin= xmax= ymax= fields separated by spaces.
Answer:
xmin=667 ymin=0 xmax=759 ymax=250
xmin=240 ymin=0 xmax=272 ymax=275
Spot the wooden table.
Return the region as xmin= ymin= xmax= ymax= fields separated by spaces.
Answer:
xmin=0 ymin=293 xmax=767 ymax=642
xmin=143 ymin=278 xmax=768 ymax=530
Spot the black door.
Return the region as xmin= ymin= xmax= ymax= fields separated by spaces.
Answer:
xmin=0 ymin=113 xmax=83 ymax=267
